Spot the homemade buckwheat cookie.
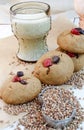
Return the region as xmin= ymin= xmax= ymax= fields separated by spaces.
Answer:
xmin=1 ymin=71 xmax=41 ymax=104
xmin=56 ymin=47 xmax=84 ymax=72
xmin=33 ymin=50 xmax=74 ymax=85
xmin=57 ymin=28 xmax=84 ymax=53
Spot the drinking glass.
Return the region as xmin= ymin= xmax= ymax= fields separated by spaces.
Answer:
xmin=10 ymin=2 xmax=51 ymax=62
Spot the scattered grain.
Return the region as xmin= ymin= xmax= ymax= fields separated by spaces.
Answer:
xmin=65 ymin=68 xmax=84 ymax=89
xmin=3 ymin=60 xmax=84 ymax=129
xmin=3 ymin=87 xmax=84 ymax=130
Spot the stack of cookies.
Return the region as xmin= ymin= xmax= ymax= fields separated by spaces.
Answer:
xmin=34 ymin=27 xmax=84 ymax=85
xmin=57 ymin=27 xmax=84 ymax=72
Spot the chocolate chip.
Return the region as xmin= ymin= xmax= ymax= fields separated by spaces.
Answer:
xmin=75 ymin=28 xmax=84 ymax=34
xmin=80 ymin=30 xmax=84 ymax=34
xmin=20 ymin=80 xmax=27 ymax=85
xmin=17 ymin=71 xmax=24 ymax=77
xmin=52 ymin=56 xmax=60 ymax=64
xmin=75 ymin=53 xmax=79 ymax=58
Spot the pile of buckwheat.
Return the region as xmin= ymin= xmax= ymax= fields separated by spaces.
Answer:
xmin=41 ymin=87 xmax=76 ymax=120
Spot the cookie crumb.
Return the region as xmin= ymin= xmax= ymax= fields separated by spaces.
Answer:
xmin=0 ymin=120 xmax=4 ymax=123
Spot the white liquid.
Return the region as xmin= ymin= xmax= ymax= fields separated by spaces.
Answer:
xmin=12 ymin=12 xmax=51 ymax=39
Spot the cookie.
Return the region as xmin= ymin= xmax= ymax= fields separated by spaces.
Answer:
xmin=1 ymin=71 xmax=41 ymax=104
xmin=56 ymin=47 xmax=84 ymax=72
xmin=57 ymin=28 xmax=84 ymax=53
xmin=33 ymin=50 xmax=74 ymax=85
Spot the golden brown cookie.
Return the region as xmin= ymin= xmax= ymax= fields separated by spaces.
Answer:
xmin=57 ymin=28 xmax=84 ymax=53
xmin=33 ymin=50 xmax=74 ymax=85
xmin=1 ymin=71 xmax=41 ymax=104
xmin=56 ymin=47 xmax=84 ymax=72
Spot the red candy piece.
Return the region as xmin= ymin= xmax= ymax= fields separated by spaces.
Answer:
xmin=12 ymin=76 xmax=21 ymax=82
xmin=43 ymin=58 xmax=52 ymax=67
xmin=71 ymin=28 xmax=80 ymax=35
xmin=66 ymin=52 xmax=75 ymax=57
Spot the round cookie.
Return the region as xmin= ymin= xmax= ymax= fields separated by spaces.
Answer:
xmin=57 ymin=28 xmax=84 ymax=53
xmin=1 ymin=71 xmax=41 ymax=104
xmin=56 ymin=47 xmax=84 ymax=72
xmin=33 ymin=50 xmax=74 ymax=85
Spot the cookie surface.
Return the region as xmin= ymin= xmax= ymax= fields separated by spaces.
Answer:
xmin=33 ymin=50 xmax=74 ymax=85
xmin=1 ymin=72 xmax=41 ymax=104
xmin=56 ymin=47 xmax=84 ymax=72
xmin=57 ymin=29 xmax=84 ymax=53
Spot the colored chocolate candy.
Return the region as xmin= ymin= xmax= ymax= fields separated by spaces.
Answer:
xmin=12 ymin=76 xmax=21 ymax=82
xmin=71 ymin=28 xmax=80 ymax=35
xmin=71 ymin=28 xmax=84 ymax=35
xmin=20 ymin=80 xmax=27 ymax=85
xmin=52 ymin=56 xmax=60 ymax=64
xmin=12 ymin=71 xmax=27 ymax=85
xmin=17 ymin=71 xmax=24 ymax=77
xmin=43 ymin=58 xmax=52 ymax=67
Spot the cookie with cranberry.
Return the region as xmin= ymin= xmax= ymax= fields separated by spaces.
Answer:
xmin=33 ymin=50 xmax=74 ymax=85
xmin=57 ymin=28 xmax=84 ymax=53
xmin=1 ymin=71 xmax=41 ymax=104
xmin=56 ymin=47 xmax=84 ymax=72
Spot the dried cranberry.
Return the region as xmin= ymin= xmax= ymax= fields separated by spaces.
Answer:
xmin=71 ymin=28 xmax=80 ymax=35
xmin=43 ymin=58 xmax=52 ymax=67
xmin=17 ymin=71 xmax=24 ymax=77
xmin=66 ymin=52 xmax=76 ymax=57
xmin=52 ymin=56 xmax=60 ymax=64
xmin=12 ymin=76 xmax=21 ymax=82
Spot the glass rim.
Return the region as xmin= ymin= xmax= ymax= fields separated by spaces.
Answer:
xmin=10 ymin=1 xmax=50 ymax=16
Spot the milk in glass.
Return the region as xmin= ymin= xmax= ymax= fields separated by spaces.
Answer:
xmin=10 ymin=3 xmax=51 ymax=62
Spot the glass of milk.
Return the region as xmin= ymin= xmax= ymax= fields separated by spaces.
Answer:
xmin=10 ymin=1 xmax=51 ymax=62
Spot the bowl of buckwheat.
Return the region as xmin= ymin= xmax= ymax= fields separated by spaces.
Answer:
xmin=38 ymin=86 xmax=78 ymax=129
